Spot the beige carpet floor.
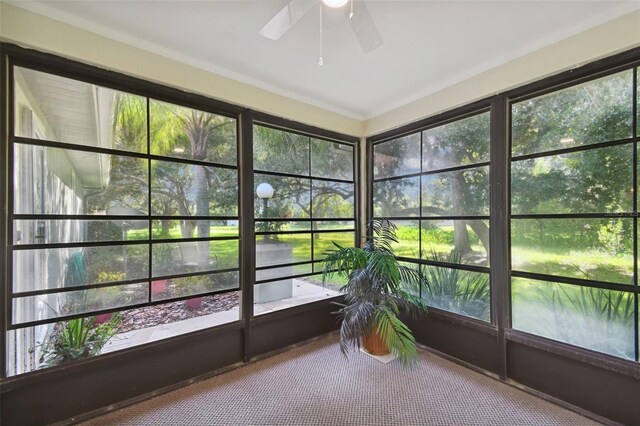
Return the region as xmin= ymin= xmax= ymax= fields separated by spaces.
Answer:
xmin=80 ymin=334 xmax=599 ymax=426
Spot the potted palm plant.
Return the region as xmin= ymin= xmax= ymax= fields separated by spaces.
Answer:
xmin=322 ymin=219 xmax=428 ymax=364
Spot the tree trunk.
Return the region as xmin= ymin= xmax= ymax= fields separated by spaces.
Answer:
xmin=158 ymin=201 xmax=174 ymax=237
xmin=161 ymin=220 xmax=172 ymax=236
xmin=174 ymin=200 xmax=195 ymax=238
xmin=180 ymin=220 xmax=196 ymax=239
xmin=184 ymin=113 xmax=212 ymax=269
xmin=450 ymin=172 xmax=471 ymax=253
xmin=453 ymin=221 xmax=471 ymax=254
xmin=193 ymin=164 xmax=210 ymax=268
xmin=466 ymin=221 xmax=490 ymax=259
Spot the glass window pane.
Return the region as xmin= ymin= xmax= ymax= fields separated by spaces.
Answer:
xmin=389 ymin=220 xmax=420 ymax=259
xmin=400 ymin=261 xmax=421 ymax=297
xmin=512 ymin=218 xmax=632 ymax=284
xmin=152 ymin=240 xmax=238 ymax=277
xmin=373 ymin=133 xmax=420 ymax=179
xmin=6 ymin=292 xmax=240 ymax=375
xmin=311 ymin=139 xmax=353 ymax=181
xmin=14 ymin=144 xmax=148 ymax=215
xmin=253 ymin=125 xmax=309 ymax=175
xmin=13 ymin=245 xmax=149 ymax=293
xmin=512 ymin=278 xmax=634 ymax=360
xmin=152 ymin=271 xmax=239 ymax=302
xmin=256 ymin=264 xmax=314 ymax=282
xmin=315 ymin=220 xmax=355 ymax=230
xmin=150 ymin=100 xmax=237 ymax=165
xmin=13 ymin=282 xmax=148 ymax=324
xmin=313 ymin=232 xmax=355 ymax=260
xmin=252 ymin=124 xmax=354 ymax=313
xmin=511 ymin=145 xmax=632 ymax=215
xmin=421 ymin=220 xmax=489 ymax=267
xmin=13 ymin=219 xmax=150 ymax=245
xmin=254 ymin=274 xmax=339 ymax=316
xmin=373 ymin=176 xmax=420 ymax=217
xmin=637 ymin=68 xmax=640 ymax=135
xmin=255 ymin=234 xmax=312 ymax=267
xmin=512 ymin=70 xmax=633 ymax=156
xmin=14 ymin=67 xmax=147 ymax=153
xmin=312 ymin=181 xmax=354 ymax=218
xmin=152 ymin=220 xmax=238 ymax=239
xmin=254 ymin=174 xmax=310 ymax=219
xmin=151 ymin=160 xmax=237 ymax=218
xmin=422 ymin=112 xmax=490 ymax=172
xmin=422 ymin=167 xmax=489 ymax=217
xmin=255 ymin=221 xmax=311 ymax=233
xmin=421 ymin=265 xmax=490 ymax=321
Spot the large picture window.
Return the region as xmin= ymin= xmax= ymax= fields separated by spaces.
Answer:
xmin=7 ymin=66 xmax=240 ymax=375
xmin=510 ymin=68 xmax=637 ymax=360
xmin=371 ymin=112 xmax=491 ymax=322
xmin=252 ymin=125 xmax=356 ymax=314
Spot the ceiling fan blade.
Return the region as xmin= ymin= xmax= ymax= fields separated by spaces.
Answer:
xmin=259 ymin=0 xmax=317 ymax=40
xmin=346 ymin=0 xmax=383 ymax=53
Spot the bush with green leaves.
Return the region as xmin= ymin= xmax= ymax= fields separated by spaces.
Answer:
xmin=421 ymin=251 xmax=490 ymax=321
xmin=172 ymin=270 xmax=238 ymax=298
xmin=322 ymin=219 xmax=428 ymax=365
xmin=541 ymin=284 xmax=633 ymax=359
xmin=38 ymin=315 xmax=121 ymax=367
xmin=515 ymin=268 xmax=635 ymax=359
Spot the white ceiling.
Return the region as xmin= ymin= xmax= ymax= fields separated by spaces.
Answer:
xmin=10 ymin=0 xmax=640 ymax=119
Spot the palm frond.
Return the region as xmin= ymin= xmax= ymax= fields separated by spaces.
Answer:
xmin=321 ymin=219 xmax=428 ymax=364
xmin=339 ymin=302 xmax=376 ymax=356
xmin=375 ymin=305 xmax=418 ymax=365
xmin=367 ymin=219 xmax=398 ymax=253
xmin=366 ymin=250 xmax=401 ymax=292
xmin=393 ymin=290 xmax=429 ymax=319
xmin=322 ymin=246 xmax=368 ymax=283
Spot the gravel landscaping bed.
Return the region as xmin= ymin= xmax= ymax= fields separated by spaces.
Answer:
xmin=118 ymin=291 xmax=240 ymax=332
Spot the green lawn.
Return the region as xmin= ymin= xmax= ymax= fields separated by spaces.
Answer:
xmin=128 ymin=223 xmax=634 ymax=359
xmin=376 ymin=224 xmax=635 ymax=359
xmin=511 ymin=245 xmax=632 ymax=284
xmin=129 ymin=224 xmax=355 ymax=272
xmin=131 ymin=224 xmax=632 ymax=287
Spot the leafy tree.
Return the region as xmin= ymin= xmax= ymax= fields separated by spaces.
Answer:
xmin=85 ymin=94 xmax=148 ymax=216
xmin=151 ymin=102 xmax=236 ymax=245
xmin=511 ymin=70 xmax=632 ymax=215
xmin=511 ymin=70 xmax=633 ymax=156
xmin=374 ymin=113 xmax=490 ymax=256
xmin=88 ymin=96 xmax=237 ymax=269
xmin=511 ymin=69 xmax=634 ymax=264
xmin=253 ymin=126 xmax=355 ymax=231
xmin=377 ymin=70 xmax=633 ymax=262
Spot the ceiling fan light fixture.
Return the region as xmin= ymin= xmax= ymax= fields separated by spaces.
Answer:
xmin=322 ymin=0 xmax=348 ymax=8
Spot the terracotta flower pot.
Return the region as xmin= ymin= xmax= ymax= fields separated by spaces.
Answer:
xmin=93 ymin=313 xmax=113 ymax=325
xmin=184 ymin=297 xmax=203 ymax=310
xmin=151 ymin=279 xmax=168 ymax=295
xmin=362 ymin=328 xmax=390 ymax=356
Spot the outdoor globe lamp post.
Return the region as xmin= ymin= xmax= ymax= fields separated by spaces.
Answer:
xmin=256 ymin=183 xmax=275 ymax=242
xmin=256 ymin=182 xmax=274 ymax=215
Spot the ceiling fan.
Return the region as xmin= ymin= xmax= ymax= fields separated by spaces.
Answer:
xmin=259 ymin=0 xmax=383 ymax=62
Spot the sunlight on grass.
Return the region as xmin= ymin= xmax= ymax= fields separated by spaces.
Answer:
xmin=511 ymin=246 xmax=632 ymax=284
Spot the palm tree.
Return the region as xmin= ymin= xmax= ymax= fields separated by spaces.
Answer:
xmin=322 ymin=219 xmax=429 ymax=364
